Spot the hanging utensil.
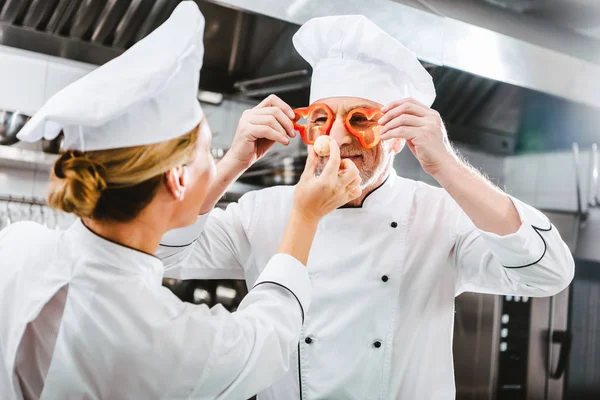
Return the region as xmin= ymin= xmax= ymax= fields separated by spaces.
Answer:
xmin=40 ymin=204 xmax=47 ymax=228
xmin=54 ymin=209 xmax=61 ymax=231
xmin=4 ymin=198 xmax=13 ymax=227
xmin=0 ymin=200 xmax=10 ymax=229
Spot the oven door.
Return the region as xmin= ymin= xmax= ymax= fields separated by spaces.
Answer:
xmin=454 ymin=210 xmax=579 ymax=400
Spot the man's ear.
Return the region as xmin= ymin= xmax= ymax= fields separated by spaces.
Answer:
xmin=164 ymin=166 xmax=187 ymax=201
xmin=392 ymin=138 xmax=405 ymax=153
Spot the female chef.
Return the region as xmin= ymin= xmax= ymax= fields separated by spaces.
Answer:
xmin=0 ymin=2 xmax=361 ymax=399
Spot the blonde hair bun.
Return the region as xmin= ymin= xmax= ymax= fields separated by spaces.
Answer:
xmin=48 ymin=151 xmax=107 ymax=219
xmin=46 ymin=124 xmax=200 ymax=222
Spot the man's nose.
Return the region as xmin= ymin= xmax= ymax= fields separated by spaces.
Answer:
xmin=329 ymin=118 xmax=352 ymax=146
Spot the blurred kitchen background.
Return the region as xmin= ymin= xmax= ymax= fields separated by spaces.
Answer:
xmin=0 ymin=0 xmax=599 ymax=399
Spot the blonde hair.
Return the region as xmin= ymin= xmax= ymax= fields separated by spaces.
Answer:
xmin=48 ymin=125 xmax=200 ymax=221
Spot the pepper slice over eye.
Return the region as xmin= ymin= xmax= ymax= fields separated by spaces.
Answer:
xmin=293 ymin=104 xmax=383 ymax=148
xmin=293 ymin=103 xmax=334 ymax=145
xmin=344 ymin=108 xmax=384 ymax=149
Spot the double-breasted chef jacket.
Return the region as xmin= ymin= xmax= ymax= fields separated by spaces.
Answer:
xmin=158 ymin=169 xmax=574 ymax=399
xmin=0 ymin=219 xmax=311 ymax=400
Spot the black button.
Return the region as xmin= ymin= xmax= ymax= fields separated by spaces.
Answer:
xmin=381 ymin=275 xmax=389 ymax=282
xmin=373 ymin=341 xmax=382 ymax=349
xmin=390 ymin=222 xmax=398 ymax=228
xmin=305 ymin=337 xmax=313 ymax=344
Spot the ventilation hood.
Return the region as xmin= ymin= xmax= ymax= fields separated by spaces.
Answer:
xmin=0 ymin=0 xmax=599 ymax=157
xmin=209 ymin=0 xmax=600 ymax=107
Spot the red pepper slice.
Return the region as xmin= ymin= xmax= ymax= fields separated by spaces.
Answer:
xmin=293 ymin=104 xmax=383 ymax=148
xmin=344 ymin=108 xmax=384 ymax=149
xmin=293 ymin=103 xmax=334 ymax=145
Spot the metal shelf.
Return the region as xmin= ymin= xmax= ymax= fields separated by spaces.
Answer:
xmin=0 ymin=145 xmax=263 ymax=205
xmin=0 ymin=145 xmax=57 ymax=171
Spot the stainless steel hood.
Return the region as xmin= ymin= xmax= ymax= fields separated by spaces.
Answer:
xmin=212 ymin=0 xmax=600 ymax=109
xmin=1 ymin=0 xmax=599 ymax=107
xmin=1 ymin=0 xmax=599 ymax=158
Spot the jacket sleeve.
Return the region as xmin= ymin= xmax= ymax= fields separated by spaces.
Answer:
xmin=452 ymin=195 xmax=575 ymax=297
xmin=156 ymin=191 xmax=258 ymax=280
xmin=160 ymin=253 xmax=311 ymax=400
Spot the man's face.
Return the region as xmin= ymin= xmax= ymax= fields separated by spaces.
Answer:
xmin=317 ymin=97 xmax=401 ymax=189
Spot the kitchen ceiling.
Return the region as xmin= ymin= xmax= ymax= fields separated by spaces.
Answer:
xmin=0 ymin=0 xmax=598 ymax=156
xmin=479 ymin=0 xmax=600 ymax=40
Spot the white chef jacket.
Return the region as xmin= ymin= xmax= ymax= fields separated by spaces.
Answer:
xmin=0 ymin=218 xmax=311 ymax=400
xmin=158 ymin=170 xmax=575 ymax=400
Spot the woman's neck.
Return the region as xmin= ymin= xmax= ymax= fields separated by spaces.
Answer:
xmin=83 ymin=213 xmax=167 ymax=256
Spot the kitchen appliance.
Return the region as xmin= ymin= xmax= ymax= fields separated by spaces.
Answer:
xmin=453 ymin=207 xmax=595 ymax=400
xmin=163 ymin=278 xmax=248 ymax=312
xmin=0 ymin=110 xmax=29 ymax=146
xmin=454 ymin=141 xmax=600 ymax=400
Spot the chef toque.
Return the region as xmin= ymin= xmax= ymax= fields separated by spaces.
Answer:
xmin=17 ymin=1 xmax=205 ymax=152
xmin=292 ymin=15 xmax=436 ymax=107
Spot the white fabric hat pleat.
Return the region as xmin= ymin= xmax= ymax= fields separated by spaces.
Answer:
xmin=292 ymin=15 xmax=436 ymax=107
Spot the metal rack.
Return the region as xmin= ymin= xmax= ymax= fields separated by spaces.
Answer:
xmin=0 ymin=194 xmax=73 ymax=230
xmin=0 ymin=194 xmax=47 ymax=205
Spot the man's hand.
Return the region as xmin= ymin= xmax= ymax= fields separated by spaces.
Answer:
xmin=197 ymin=95 xmax=296 ymax=214
xmin=226 ymin=94 xmax=296 ymax=170
xmin=379 ymin=98 xmax=521 ymax=236
xmin=378 ymin=98 xmax=457 ymax=177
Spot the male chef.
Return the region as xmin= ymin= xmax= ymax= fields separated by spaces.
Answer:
xmin=158 ymin=15 xmax=574 ymax=399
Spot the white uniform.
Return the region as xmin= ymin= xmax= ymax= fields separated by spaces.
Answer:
xmin=4 ymin=1 xmax=313 ymax=398
xmin=158 ymin=170 xmax=574 ymax=399
xmin=0 ymin=219 xmax=311 ymax=400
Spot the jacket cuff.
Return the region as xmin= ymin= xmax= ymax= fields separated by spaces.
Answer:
xmin=252 ymin=253 xmax=312 ymax=322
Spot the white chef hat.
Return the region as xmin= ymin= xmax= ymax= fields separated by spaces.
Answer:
xmin=17 ymin=1 xmax=205 ymax=152
xmin=292 ymin=15 xmax=436 ymax=107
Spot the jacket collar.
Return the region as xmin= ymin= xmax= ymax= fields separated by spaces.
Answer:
xmin=331 ymin=168 xmax=399 ymax=213
xmin=65 ymin=219 xmax=164 ymax=284
xmin=359 ymin=169 xmax=398 ymax=210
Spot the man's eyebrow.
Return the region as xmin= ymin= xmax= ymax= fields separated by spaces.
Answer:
xmin=344 ymin=104 xmax=377 ymax=111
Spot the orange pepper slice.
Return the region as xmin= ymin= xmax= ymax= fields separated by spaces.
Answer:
xmin=344 ymin=108 xmax=384 ymax=149
xmin=293 ymin=103 xmax=334 ymax=145
xmin=293 ymin=104 xmax=383 ymax=148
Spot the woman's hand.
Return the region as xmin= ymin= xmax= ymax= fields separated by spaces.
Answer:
xmin=293 ymin=138 xmax=362 ymax=221
xmin=277 ymin=139 xmax=362 ymax=266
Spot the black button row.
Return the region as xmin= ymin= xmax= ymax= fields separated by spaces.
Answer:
xmin=303 ymin=337 xmax=382 ymax=349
